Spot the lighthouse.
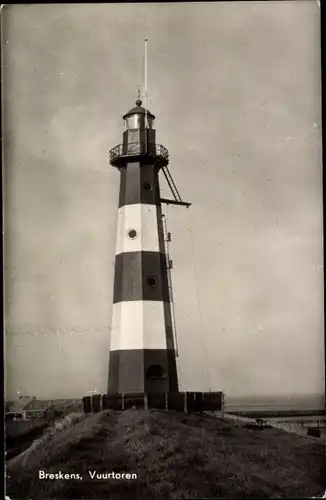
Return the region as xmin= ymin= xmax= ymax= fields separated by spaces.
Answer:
xmin=108 ymin=97 xmax=189 ymax=395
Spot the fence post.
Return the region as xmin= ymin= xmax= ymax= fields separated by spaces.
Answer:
xmin=221 ymin=392 xmax=225 ymax=417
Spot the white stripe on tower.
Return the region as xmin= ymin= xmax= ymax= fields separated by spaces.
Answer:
xmin=115 ymin=204 xmax=160 ymax=255
xmin=110 ymin=301 xmax=167 ymax=351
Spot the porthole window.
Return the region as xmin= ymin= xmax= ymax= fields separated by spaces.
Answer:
xmin=147 ymin=276 xmax=157 ymax=287
xmin=128 ymin=229 xmax=138 ymax=239
xmin=146 ymin=365 xmax=165 ymax=379
xmin=143 ymin=182 xmax=152 ymax=192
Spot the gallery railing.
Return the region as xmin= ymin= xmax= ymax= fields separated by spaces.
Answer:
xmin=109 ymin=142 xmax=169 ymax=166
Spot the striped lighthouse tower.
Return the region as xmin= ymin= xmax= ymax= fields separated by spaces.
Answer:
xmin=108 ymin=97 xmax=179 ymax=394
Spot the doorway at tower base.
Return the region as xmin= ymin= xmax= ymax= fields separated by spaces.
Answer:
xmin=82 ymin=392 xmax=224 ymax=415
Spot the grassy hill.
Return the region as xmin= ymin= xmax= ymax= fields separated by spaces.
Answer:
xmin=6 ymin=410 xmax=325 ymax=499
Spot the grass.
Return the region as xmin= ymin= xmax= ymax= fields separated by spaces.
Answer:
xmin=6 ymin=410 xmax=326 ymax=499
xmin=6 ymin=419 xmax=50 ymax=460
xmin=6 ymin=419 xmax=48 ymax=438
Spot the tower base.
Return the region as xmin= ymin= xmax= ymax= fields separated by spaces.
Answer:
xmin=108 ymin=349 xmax=179 ymax=394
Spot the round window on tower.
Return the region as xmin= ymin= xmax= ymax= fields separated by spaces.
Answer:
xmin=147 ymin=276 xmax=157 ymax=287
xmin=143 ymin=182 xmax=152 ymax=192
xmin=128 ymin=229 xmax=138 ymax=239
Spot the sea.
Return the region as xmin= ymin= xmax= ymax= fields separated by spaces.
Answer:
xmin=224 ymin=394 xmax=325 ymax=413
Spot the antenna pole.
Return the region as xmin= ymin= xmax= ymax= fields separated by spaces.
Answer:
xmin=144 ymin=38 xmax=148 ymax=153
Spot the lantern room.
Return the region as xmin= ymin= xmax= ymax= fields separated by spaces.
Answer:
xmin=109 ymin=98 xmax=169 ymax=168
xmin=123 ymin=98 xmax=155 ymax=130
xmin=121 ymin=98 xmax=156 ymax=156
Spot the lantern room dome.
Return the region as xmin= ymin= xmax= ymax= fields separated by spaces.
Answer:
xmin=123 ymin=99 xmax=155 ymax=120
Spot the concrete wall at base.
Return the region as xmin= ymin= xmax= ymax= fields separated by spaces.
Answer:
xmin=83 ymin=396 xmax=92 ymax=413
xmin=91 ymin=394 xmax=102 ymax=413
xmin=186 ymin=392 xmax=198 ymax=412
xmin=147 ymin=393 xmax=167 ymax=410
xmin=124 ymin=394 xmax=146 ymax=409
xmin=83 ymin=391 xmax=224 ymax=413
xmin=202 ymin=392 xmax=224 ymax=412
xmin=168 ymin=392 xmax=186 ymax=412
xmin=102 ymin=394 xmax=124 ymax=410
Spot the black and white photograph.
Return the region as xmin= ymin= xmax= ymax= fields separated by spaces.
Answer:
xmin=2 ymin=1 xmax=325 ymax=499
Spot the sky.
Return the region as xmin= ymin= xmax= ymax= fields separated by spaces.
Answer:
xmin=3 ymin=1 xmax=324 ymax=404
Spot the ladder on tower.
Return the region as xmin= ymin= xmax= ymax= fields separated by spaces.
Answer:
xmin=162 ymin=212 xmax=179 ymax=357
xmin=160 ymin=165 xmax=191 ymax=208
xmin=159 ymin=158 xmax=191 ymax=360
xmin=161 ymin=165 xmax=182 ymax=203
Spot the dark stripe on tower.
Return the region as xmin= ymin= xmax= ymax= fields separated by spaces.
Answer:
xmin=118 ymin=162 xmax=160 ymax=208
xmin=108 ymin=349 xmax=179 ymax=394
xmin=113 ymin=251 xmax=170 ymax=304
